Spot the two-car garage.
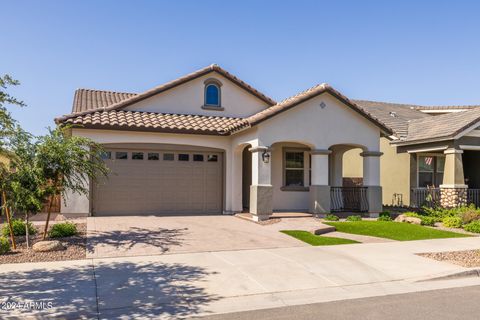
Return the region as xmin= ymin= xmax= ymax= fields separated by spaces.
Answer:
xmin=92 ymin=144 xmax=223 ymax=216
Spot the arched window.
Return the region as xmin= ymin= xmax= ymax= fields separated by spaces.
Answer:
xmin=204 ymin=79 xmax=222 ymax=107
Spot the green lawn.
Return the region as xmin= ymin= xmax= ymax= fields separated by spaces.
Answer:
xmin=324 ymin=221 xmax=470 ymax=241
xmin=280 ymin=230 xmax=360 ymax=246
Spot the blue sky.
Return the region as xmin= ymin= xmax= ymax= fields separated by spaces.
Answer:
xmin=2 ymin=0 xmax=480 ymax=135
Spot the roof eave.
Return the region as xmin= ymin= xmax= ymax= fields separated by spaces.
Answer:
xmin=246 ymin=86 xmax=393 ymax=136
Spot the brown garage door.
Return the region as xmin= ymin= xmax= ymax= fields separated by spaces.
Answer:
xmin=93 ymin=148 xmax=223 ymax=215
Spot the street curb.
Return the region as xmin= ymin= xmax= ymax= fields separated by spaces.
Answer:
xmin=417 ymin=269 xmax=480 ymax=282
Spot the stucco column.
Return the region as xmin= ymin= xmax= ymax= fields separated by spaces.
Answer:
xmin=309 ymin=149 xmax=331 ymax=215
xmin=249 ymin=146 xmax=273 ymax=221
xmin=440 ymin=148 xmax=467 ymax=208
xmin=330 ymin=149 xmax=344 ymax=187
xmin=361 ymin=151 xmax=383 ymax=216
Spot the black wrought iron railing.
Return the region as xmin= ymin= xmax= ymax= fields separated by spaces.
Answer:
xmin=410 ymin=188 xmax=440 ymax=208
xmin=331 ymin=187 xmax=369 ymax=212
xmin=467 ymin=189 xmax=480 ymax=208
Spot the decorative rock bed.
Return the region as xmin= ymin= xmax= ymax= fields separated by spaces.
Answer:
xmin=0 ymin=223 xmax=86 ymax=264
xmin=418 ymin=249 xmax=480 ymax=267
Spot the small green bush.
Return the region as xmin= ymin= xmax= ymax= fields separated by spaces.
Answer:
xmin=324 ymin=214 xmax=340 ymax=221
xmin=379 ymin=211 xmax=390 ymax=218
xmin=346 ymin=215 xmax=362 ymax=222
xmin=404 ymin=212 xmax=436 ymax=226
xmin=459 ymin=209 xmax=480 ymax=225
xmin=419 ymin=216 xmax=437 ymax=226
xmin=442 ymin=216 xmax=463 ymax=229
xmin=0 ymin=237 xmax=10 ymax=255
xmin=464 ymin=220 xmax=480 ymax=233
xmin=2 ymin=219 xmax=37 ymax=237
xmin=49 ymin=222 xmax=77 ymax=238
xmin=377 ymin=215 xmax=392 ymax=221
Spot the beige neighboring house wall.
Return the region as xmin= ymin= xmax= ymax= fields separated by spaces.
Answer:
xmin=380 ymin=137 xmax=410 ymax=206
xmin=342 ymin=148 xmax=363 ymax=178
xmin=336 ymin=138 xmax=411 ymax=206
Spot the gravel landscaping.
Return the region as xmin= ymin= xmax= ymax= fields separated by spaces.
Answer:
xmin=418 ymin=249 xmax=480 ymax=267
xmin=0 ymin=223 xmax=86 ymax=264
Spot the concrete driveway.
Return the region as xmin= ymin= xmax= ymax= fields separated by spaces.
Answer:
xmin=87 ymin=215 xmax=329 ymax=258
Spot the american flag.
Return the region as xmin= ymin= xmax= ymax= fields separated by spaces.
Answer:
xmin=424 ymin=157 xmax=433 ymax=166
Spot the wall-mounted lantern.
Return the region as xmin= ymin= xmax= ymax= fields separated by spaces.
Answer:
xmin=262 ymin=150 xmax=270 ymax=163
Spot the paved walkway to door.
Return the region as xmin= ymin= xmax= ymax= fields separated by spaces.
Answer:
xmin=87 ymin=215 xmax=331 ymax=258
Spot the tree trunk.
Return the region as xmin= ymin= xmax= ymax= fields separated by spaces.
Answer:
xmin=2 ymin=191 xmax=16 ymax=249
xmin=25 ymin=212 xmax=30 ymax=249
xmin=42 ymin=194 xmax=54 ymax=240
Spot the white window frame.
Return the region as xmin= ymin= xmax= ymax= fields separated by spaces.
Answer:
xmin=282 ymin=148 xmax=310 ymax=191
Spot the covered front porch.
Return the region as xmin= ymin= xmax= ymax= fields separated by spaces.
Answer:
xmin=237 ymin=141 xmax=383 ymax=221
xmin=409 ymin=146 xmax=480 ymax=208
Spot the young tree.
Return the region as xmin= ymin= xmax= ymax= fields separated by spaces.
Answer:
xmin=37 ymin=126 xmax=109 ymax=239
xmin=8 ymin=129 xmax=46 ymax=248
xmin=0 ymin=75 xmax=25 ymax=248
xmin=0 ymin=164 xmax=16 ymax=249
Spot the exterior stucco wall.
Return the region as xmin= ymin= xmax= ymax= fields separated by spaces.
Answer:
xmin=271 ymin=142 xmax=310 ymax=211
xmin=380 ymin=137 xmax=411 ymax=206
xmin=62 ymin=128 xmax=236 ymax=215
xmin=125 ymin=73 xmax=268 ymax=118
xmin=255 ymin=94 xmax=380 ymax=151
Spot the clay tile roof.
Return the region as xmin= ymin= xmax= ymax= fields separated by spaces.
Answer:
xmin=72 ymin=89 xmax=137 ymax=113
xmin=60 ymin=64 xmax=275 ymax=121
xmin=246 ymin=84 xmax=393 ymax=135
xmin=61 ymin=110 xmax=249 ymax=136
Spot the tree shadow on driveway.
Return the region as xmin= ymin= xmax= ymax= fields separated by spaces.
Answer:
xmin=87 ymin=227 xmax=189 ymax=257
xmin=0 ymin=260 xmax=219 ymax=319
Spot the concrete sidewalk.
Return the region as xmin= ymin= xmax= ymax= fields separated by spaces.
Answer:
xmin=1 ymin=237 xmax=479 ymax=319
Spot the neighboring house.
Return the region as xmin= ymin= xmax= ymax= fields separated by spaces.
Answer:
xmin=55 ymin=64 xmax=392 ymax=221
xmin=350 ymin=101 xmax=480 ymax=209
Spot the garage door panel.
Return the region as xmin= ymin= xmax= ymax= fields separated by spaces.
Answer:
xmin=93 ymin=148 xmax=223 ymax=215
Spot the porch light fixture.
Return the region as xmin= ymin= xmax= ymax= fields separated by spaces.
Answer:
xmin=262 ymin=150 xmax=270 ymax=163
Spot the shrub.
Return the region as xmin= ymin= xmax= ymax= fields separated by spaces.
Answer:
xmin=346 ymin=215 xmax=362 ymax=222
xmin=464 ymin=220 xmax=480 ymax=233
xmin=2 ymin=219 xmax=37 ymax=237
xmin=49 ymin=222 xmax=77 ymax=238
xmin=421 ymin=205 xmax=479 ymax=221
xmin=379 ymin=211 xmax=390 ymax=218
xmin=404 ymin=212 xmax=436 ymax=226
xmin=0 ymin=237 xmax=10 ymax=255
xmin=459 ymin=209 xmax=480 ymax=225
xmin=377 ymin=215 xmax=392 ymax=221
xmin=324 ymin=214 xmax=340 ymax=221
xmin=442 ymin=216 xmax=463 ymax=229
xmin=419 ymin=216 xmax=437 ymax=226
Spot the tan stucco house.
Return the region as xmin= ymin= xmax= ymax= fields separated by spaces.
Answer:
xmin=55 ymin=65 xmax=393 ymax=221
xmin=56 ymin=65 xmax=480 ymax=219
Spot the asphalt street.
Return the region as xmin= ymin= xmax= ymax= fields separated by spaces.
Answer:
xmin=199 ymin=285 xmax=480 ymax=320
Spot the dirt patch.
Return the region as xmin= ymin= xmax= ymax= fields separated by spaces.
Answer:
xmin=418 ymin=249 xmax=480 ymax=267
xmin=0 ymin=223 xmax=86 ymax=265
